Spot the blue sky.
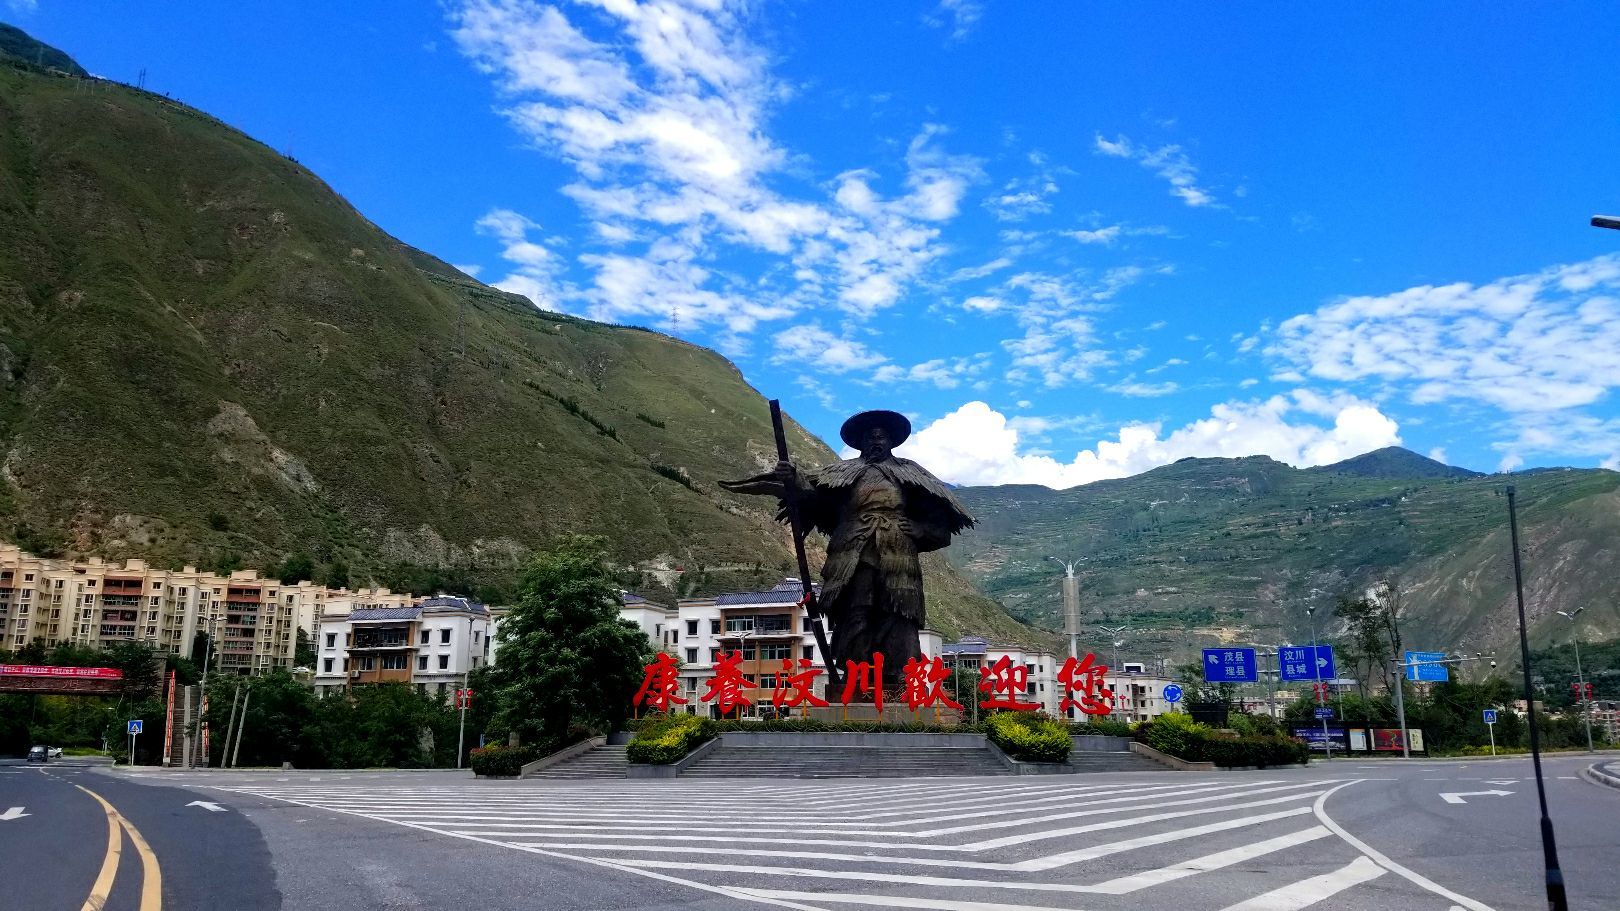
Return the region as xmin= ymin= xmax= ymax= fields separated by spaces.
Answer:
xmin=15 ymin=1 xmax=1620 ymax=485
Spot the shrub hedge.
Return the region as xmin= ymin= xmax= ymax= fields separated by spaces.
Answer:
xmin=987 ymin=712 xmax=1072 ymax=763
xmin=468 ymin=744 xmax=539 ymax=777
xmin=626 ymin=714 xmax=716 ymax=764
xmin=1134 ymin=712 xmax=1309 ymax=768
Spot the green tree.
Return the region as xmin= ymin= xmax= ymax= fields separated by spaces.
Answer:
xmin=294 ymin=628 xmax=317 ymax=668
xmin=274 ymin=552 xmax=316 ymax=584
xmin=489 ymin=536 xmax=656 ymax=744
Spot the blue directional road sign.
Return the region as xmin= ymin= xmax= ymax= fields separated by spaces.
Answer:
xmin=1406 ymin=650 xmax=1450 ymax=682
xmin=1203 ymin=648 xmax=1258 ymax=683
xmin=127 ymin=719 xmax=143 ymax=735
xmin=1163 ymin=684 xmax=1183 ymax=704
xmin=1483 ymin=709 xmax=1498 ymax=725
xmin=1314 ymin=707 xmax=1335 ymax=720
xmin=1279 ymin=645 xmax=1337 ymax=682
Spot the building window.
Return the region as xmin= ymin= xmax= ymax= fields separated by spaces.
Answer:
xmin=686 ymin=648 xmax=698 ymax=663
xmin=419 ymin=629 xmax=430 ymax=645
xmin=382 ymin=654 xmax=407 ymax=670
xmin=439 ymin=655 xmax=449 ymax=670
xmin=473 ymin=630 xmax=480 ymax=644
xmin=438 ymin=682 xmax=448 ymax=696
xmin=325 ymin=632 xmax=336 ymax=648
xmin=152 ymin=581 xmax=163 ymax=590
xmin=709 ymin=648 xmax=720 ymax=663
xmin=418 ymin=655 xmax=428 ymax=671
xmin=803 ymin=646 xmax=814 ymax=661
xmin=440 ymin=629 xmax=451 ymax=644
xmin=686 ymin=619 xmax=698 ymax=636
xmin=761 ymin=643 xmax=791 ymax=660
xmin=323 ymin=658 xmax=333 ymax=673
xmin=710 ymin=619 xmax=721 ymax=635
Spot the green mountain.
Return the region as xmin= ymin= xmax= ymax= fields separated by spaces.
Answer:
xmin=0 ymin=39 xmax=1039 ymax=645
xmin=948 ymin=452 xmax=1620 ymax=664
xmin=0 ymin=24 xmax=86 ymax=77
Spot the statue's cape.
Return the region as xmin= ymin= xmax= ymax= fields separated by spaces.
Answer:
xmin=785 ymin=457 xmax=975 ymax=538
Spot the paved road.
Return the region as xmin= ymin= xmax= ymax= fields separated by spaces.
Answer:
xmin=5 ymin=753 xmax=1617 ymax=910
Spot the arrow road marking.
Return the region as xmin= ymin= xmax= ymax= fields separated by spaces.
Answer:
xmin=0 ymin=806 xmax=28 ymax=821
xmin=1440 ymin=790 xmax=1513 ymax=804
xmin=187 ymin=800 xmax=227 ymax=812
xmin=1484 ymin=779 xmax=1515 ymax=785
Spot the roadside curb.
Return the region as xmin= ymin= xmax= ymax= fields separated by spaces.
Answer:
xmin=1580 ymin=761 xmax=1620 ymax=792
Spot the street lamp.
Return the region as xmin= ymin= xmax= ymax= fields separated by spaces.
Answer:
xmin=1555 ymin=608 xmax=1595 ymax=753
xmin=1593 ymin=215 xmax=1620 ymax=230
xmin=1097 ymin=625 xmax=1128 ymax=721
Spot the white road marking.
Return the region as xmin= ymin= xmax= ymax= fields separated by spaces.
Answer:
xmin=0 ymin=806 xmax=29 ymax=821
xmin=1085 ymin=826 xmax=1333 ymax=893
xmin=186 ymin=800 xmax=227 ymax=812
xmin=1440 ymin=790 xmax=1513 ymax=805
xmin=1217 ymin=856 xmax=1385 ymax=910
xmin=732 ymin=889 xmax=1077 ymax=911
xmin=1312 ymin=784 xmax=1495 ymax=910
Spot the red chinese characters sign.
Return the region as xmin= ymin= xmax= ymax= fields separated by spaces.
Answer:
xmin=633 ymin=650 xmax=1116 ymax=716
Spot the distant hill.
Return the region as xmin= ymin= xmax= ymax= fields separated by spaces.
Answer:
xmin=0 ymin=37 xmax=1042 ymax=646
xmin=1310 ymin=446 xmax=1481 ymax=480
xmin=0 ymin=23 xmax=86 ymax=77
xmin=949 ymin=454 xmax=1619 ymax=665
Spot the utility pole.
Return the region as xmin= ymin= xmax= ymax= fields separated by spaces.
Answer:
xmin=1097 ymin=626 xmax=1127 ymax=721
xmin=220 ymin=680 xmax=243 ymax=768
xmin=1555 ymin=608 xmax=1595 ymax=753
xmin=457 ymin=615 xmax=473 ymax=769
xmin=1507 ymin=484 xmax=1568 ymax=911
xmin=229 ymin=685 xmax=251 ymax=769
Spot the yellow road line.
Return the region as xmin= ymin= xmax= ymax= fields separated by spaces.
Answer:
xmin=75 ymin=783 xmax=164 ymax=911
xmin=75 ymin=784 xmax=123 ymax=911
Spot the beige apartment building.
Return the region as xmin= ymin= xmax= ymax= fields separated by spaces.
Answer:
xmin=0 ymin=543 xmax=409 ymax=676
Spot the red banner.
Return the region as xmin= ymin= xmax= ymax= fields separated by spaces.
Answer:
xmin=0 ymin=665 xmax=124 ymax=679
xmin=162 ymin=670 xmax=176 ymax=766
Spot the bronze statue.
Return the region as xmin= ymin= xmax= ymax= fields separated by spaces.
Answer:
xmin=722 ymin=410 xmax=974 ymax=687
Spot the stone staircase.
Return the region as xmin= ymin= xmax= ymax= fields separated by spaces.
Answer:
xmin=1066 ymin=750 xmax=1173 ymax=772
xmin=682 ymin=744 xmax=1010 ymax=779
xmin=524 ymin=743 xmax=628 ymax=779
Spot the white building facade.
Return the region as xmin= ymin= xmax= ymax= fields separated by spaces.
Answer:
xmin=314 ymin=594 xmax=496 ymax=701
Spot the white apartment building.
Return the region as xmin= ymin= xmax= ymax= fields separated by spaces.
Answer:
xmin=939 ymin=636 xmax=1062 ymax=715
xmin=314 ymin=594 xmax=496 ymax=701
xmin=1103 ymin=662 xmax=1180 ymax=723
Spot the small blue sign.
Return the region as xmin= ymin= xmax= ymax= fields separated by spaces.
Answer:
xmin=1406 ymin=650 xmax=1450 ymax=682
xmin=1279 ymin=645 xmax=1337 ymax=682
xmin=1483 ymin=709 xmax=1498 ymax=725
xmin=1203 ymin=648 xmax=1258 ymax=683
xmin=1163 ymin=684 xmax=1183 ymax=704
xmin=127 ymin=719 xmax=143 ymax=735
xmin=1314 ymin=707 xmax=1335 ymax=720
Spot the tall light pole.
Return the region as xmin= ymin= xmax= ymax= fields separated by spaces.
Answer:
xmin=1555 ymin=608 xmax=1594 ymax=753
xmin=1098 ymin=625 xmax=1127 ymax=721
xmin=1305 ymin=606 xmax=1332 ymax=760
xmin=1049 ymin=557 xmax=1083 ymax=662
xmin=457 ymin=612 xmax=475 ymax=770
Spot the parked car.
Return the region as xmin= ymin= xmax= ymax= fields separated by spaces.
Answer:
xmin=26 ymin=745 xmax=48 ymax=763
xmin=48 ymin=746 xmax=63 ymax=758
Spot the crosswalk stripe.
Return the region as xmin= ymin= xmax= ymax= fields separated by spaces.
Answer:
xmin=1217 ymin=856 xmax=1384 ymax=910
xmin=1084 ymin=826 xmax=1332 ymax=893
xmin=509 ymin=805 xmax=1318 ymax=869
xmin=732 ymin=888 xmax=1082 ymax=911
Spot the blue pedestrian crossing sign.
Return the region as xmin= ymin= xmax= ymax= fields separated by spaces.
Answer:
xmin=1279 ymin=645 xmax=1337 ymax=682
xmin=1483 ymin=709 xmax=1498 ymax=725
xmin=1202 ymin=648 xmax=1258 ymax=683
xmin=1163 ymin=684 xmax=1183 ymax=703
xmin=127 ymin=719 xmax=143 ymax=735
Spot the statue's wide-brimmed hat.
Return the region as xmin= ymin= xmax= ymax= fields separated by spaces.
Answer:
xmin=840 ymin=409 xmax=912 ymax=449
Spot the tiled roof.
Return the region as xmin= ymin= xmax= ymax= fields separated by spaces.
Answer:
xmin=940 ymin=636 xmax=990 ymax=655
xmin=621 ymin=591 xmax=650 ymax=605
xmin=419 ymin=595 xmax=489 ymax=615
xmin=715 ymin=579 xmax=817 ymax=606
xmin=350 ymin=606 xmax=423 ymax=621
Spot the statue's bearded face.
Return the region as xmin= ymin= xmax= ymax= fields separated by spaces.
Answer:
xmin=861 ymin=427 xmax=893 ymax=462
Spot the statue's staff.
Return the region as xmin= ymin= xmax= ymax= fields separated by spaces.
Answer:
xmin=769 ymin=399 xmax=842 ymax=691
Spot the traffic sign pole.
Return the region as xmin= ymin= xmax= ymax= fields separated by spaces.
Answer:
xmin=1486 ymin=712 xmax=1497 ymax=757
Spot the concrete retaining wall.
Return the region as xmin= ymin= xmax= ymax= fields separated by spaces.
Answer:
xmin=519 ymin=736 xmax=603 ymax=778
xmin=1072 ymin=735 xmax=1133 ymax=752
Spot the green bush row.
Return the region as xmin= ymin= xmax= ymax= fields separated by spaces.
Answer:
xmin=468 ymin=744 xmax=540 ymax=777
xmin=987 ymin=712 xmax=1073 ymax=763
xmin=1134 ymin=713 xmax=1309 ymax=768
xmin=627 ymin=714 xmax=716 ymax=764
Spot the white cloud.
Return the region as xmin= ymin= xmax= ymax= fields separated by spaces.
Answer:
xmin=452 ymin=1 xmax=973 ymax=338
xmin=871 ymin=354 xmax=990 ymax=389
xmin=1498 ymin=453 xmax=1524 ymax=473
xmin=924 ymin=0 xmax=983 ymax=41
xmin=453 ymin=263 xmax=484 ymax=278
xmin=5 ymin=0 xmax=38 ymax=12
xmin=962 ymin=294 xmax=1005 ymax=313
xmin=1269 ymin=254 xmax=1620 ymax=413
xmin=474 ymin=208 xmax=565 ymax=310
xmin=1107 ymin=380 xmax=1179 ymax=397
xmin=772 ymin=324 xmax=887 ymax=373
xmin=895 ymin=394 xmax=1400 ymax=488
xmin=949 ymin=257 xmax=1013 ymax=282
xmin=1061 ymin=226 xmax=1121 ymax=245
xmin=1428 ymin=447 xmax=1448 ymax=464
xmin=1093 ymin=133 xmax=1216 ymax=207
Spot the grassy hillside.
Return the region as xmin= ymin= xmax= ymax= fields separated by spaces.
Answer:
xmin=0 ymin=53 xmax=1042 ymax=644
xmin=949 ymin=452 xmax=1620 ymax=662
